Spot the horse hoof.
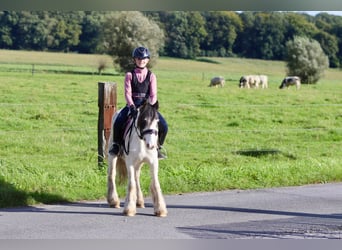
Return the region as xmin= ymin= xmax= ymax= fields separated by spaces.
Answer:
xmin=136 ymin=203 xmax=145 ymax=208
xmin=123 ymin=210 xmax=136 ymax=217
xmin=108 ymin=200 xmax=120 ymax=208
xmin=109 ymin=204 xmax=120 ymax=208
xmin=155 ymin=211 xmax=168 ymax=217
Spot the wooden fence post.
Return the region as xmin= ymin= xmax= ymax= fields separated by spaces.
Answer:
xmin=98 ymin=82 xmax=117 ymax=165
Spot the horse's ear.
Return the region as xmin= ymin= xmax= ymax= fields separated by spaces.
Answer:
xmin=151 ymin=100 xmax=159 ymax=110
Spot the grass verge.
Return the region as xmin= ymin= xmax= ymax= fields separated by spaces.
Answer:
xmin=0 ymin=50 xmax=341 ymax=207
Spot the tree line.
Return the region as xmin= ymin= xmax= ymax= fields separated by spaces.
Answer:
xmin=1 ymin=11 xmax=342 ymax=68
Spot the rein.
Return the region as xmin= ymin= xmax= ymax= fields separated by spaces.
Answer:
xmin=123 ymin=116 xmax=135 ymax=155
xmin=123 ymin=111 xmax=158 ymax=155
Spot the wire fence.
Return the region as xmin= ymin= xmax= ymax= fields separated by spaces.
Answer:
xmin=2 ymin=127 xmax=342 ymax=137
xmin=1 ymin=101 xmax=341 ymax=164
xmin=1 ymin=101 xmax=341 ymax=134
xmin=1 ymin=102 xmax=342 ymax=107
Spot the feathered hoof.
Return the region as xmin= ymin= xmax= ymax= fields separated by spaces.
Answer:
xmin=155 ymin=210 xmax=168 ymax=217
xmin=123 ymin=209 xmax=136 ymax=217
xmin=107 ymin=199 xmax=120 ymax=208
xmin=109 ymin=204 xmax=120 ymax=208
xmin=136 ymin=202 xmax=145 ymax=208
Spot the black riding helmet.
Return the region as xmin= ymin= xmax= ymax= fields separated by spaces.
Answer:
xmin=132 ymin=46 xmax=150 ymax=59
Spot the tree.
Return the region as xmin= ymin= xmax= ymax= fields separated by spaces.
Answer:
xmin=236 ymin=12 xmax=287 ymax=60
xmin=314 ymin=31 xmax=339 ymax=68
xmin=253 ymin=12 xmax=287 ymax=60
xmin=315 ymin=12 xmax=342 ymax=67
xmin=102 ymin=11 xmax=164 ymax=72
xmin=13 ymin=11 xmax=48 ymax=50
xmin=285 ymin=36 xmax=329 ymax=84
xmin=186 ymin=12 xmax=207 ymax=58
xmin=0 ymin=11 xmax=18 ymax=48
xmin=201 ymin=11 xmax=242 ymax=57
xmin=76 ymin=11 xmax=105 ymax=53
xmin=46 ymin=11 xmax=83 ymax=52
xmin=159 ymin=11 xmax=207 ymax=59
xmin=285 ymin=12 xmax=319 ymax=39
xmin=159 ymin=12 xmax=189 ymax=58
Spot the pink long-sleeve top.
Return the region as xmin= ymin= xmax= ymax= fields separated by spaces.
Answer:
xmin=124 ymin=67 xmax=157 ymax=106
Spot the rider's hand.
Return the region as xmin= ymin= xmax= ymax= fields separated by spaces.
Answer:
xmin=129 ymin=105 xmax=137 ymax=118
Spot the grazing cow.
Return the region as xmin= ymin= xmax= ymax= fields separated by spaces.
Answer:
xmin=239 ymin=75 xmax=268 ymax=89
xmin=239 ymin=76 xmax=250 ymax=88
xmin=279 ymin=76 xmax=301 ymax=89
xmin=258 ymin=75 xmax=268 ymax=89
xmin=209 ymin=76 xmax=225 ymax=87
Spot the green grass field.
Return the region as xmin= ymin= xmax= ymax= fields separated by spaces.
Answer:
xmin=1 ymin=49 xmax=341 ymax=208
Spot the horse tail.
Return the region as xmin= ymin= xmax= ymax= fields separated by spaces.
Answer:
xmin=116 ymin=156 xmax=127 ymax=184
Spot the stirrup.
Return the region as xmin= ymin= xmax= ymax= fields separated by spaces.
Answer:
xmin=158 ymin=146 xmax=167 ymax=160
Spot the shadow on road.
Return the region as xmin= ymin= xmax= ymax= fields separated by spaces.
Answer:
xmin=0 ymin=177 xmax=67 ymax=209
xmin=177 ymin=216 xmax=342 ymax=239
xmin=2 ymin=200 xmax=341 ymax=221
xmin=165 ymin=204 xmax=342 ymax=220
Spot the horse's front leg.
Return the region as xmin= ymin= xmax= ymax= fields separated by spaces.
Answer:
xmin=123 ymin=165 xmax=137 ymax=216
xmin=149 ymin=161 xmax=167 ymax=217
xmin=107 ymin=155 xmax=120 ymax=208
xmin=135 ymin=164 xmax=145 ymax=208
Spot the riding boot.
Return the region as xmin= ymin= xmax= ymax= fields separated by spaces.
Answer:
xmin=157 ymin=112 xmax=168 ymax=159
xmin=158 ymin=146 xmax=167 ymax=160
xmin=109 ymin=107 xmax=130 ymax=156
xmin=157 ymin=127 xmax=168 ymax=160
xmin=109 ymin=121 xmax=122 ymax=156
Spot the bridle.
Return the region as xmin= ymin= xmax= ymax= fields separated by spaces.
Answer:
xmin=138 ymin=128 xmax=158 ymax=140
xmin=123 ymin=107 xmax=158 ymax=155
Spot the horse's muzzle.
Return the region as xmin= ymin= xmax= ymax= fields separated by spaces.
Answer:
xmin=146 ymin=142 xmax=156 ymax=149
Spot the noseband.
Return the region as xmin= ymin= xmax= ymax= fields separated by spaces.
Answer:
xmin=139 ymin=128 xmax=158 ymax=139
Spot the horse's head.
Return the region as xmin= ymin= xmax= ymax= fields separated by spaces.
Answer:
xmin=137 ymin=101 xmax=159 ymax=150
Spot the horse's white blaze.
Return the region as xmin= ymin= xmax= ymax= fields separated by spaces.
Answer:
xmin=143 ymin=119 xmax=159 ymax=150
xmin=107 ymin=104 xmax=167 ymax=217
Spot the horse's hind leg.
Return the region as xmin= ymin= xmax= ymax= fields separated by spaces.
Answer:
xmin=107 ymin=155 xmax=120 ymax=208
xmin=150 ymin=163 xmax=167 ymax=217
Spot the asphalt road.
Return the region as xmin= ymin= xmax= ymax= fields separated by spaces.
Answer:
xmin=1 ymin=183 xmax=342 ymax=239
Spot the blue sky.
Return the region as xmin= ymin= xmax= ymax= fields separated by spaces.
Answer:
xmin=303 ymin=11 xmax=342 ymax=16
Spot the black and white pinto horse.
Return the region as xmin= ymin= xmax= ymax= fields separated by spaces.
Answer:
xmin=107 ymin=101 xmax=167 ymax=217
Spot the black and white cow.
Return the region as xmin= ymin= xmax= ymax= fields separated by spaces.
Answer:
xmin=209 ymin=76 xmax=225 ymax=87
xmin=239 ymin=75 xmax=268 ymax=89
xmin=279 ymin=76 xmax=301 ymax=89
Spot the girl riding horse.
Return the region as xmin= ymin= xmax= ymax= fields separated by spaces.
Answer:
xmin=109 ymin=46 xmax=168 ymax=159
